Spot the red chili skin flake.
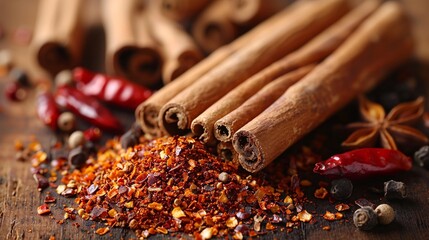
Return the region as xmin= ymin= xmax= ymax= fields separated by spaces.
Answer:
xmin=335 ymin=203 xmax=350 ymax=212
xmin=95 ymin=227 xmax=110 ymax=235
xmin=314 ymin=187 xmax=328 ymax=199
xmin=44 ymin=195 xmax=56 ymax=203
xmin=37 ymin=204 xmax=51 ymax=215
xmin=314 ymin=148 xmax=412 ymax=179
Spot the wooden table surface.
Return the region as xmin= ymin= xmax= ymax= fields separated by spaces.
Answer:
xmin=1 ymin=0 xmax=429 ymax=239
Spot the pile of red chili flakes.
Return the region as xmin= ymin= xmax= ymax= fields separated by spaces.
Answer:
xmin=59 ymin=136 xmax=308 ymax=239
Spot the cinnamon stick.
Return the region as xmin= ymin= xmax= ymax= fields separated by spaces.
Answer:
xmin=192 ymin=0 xmax=237 ymax=53
xmin=161 ymin=0 xmax=210 ymax=22
xmin=32 ymin=0 xmax=84 ymax=76
xmin=136 ymin=3 xmax=335 ymax=137
xmin=233 ymin=1 xmax=414 ymax=172
xmin=217 ymin=141 xmax=239 ymax=165
xmin=230 ymin=0 xmax=289 ymax=26
xmin=159 ymin=0 xmax=350 ymax=137
xmin=211 ymin=0 xmax=380 ymax=143
xmin=193 ymin=65 xmax=314 ymax=145
xmin=213 ymin=65 xmax=314 ymax=143
xmin=102 ymin=0 xmax=162 ymax=87
xmin=147 ymin=3 xmax=203 ymax=84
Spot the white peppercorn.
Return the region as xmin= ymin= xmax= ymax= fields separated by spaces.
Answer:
xmin=68 ymin=131 xmax=86 ymax=148
xmin=375 ymin=204 xmax=395 ymax=225
xmin=55 ymin=70 xmax=73 ymax=88
xmin=218 ymin=172 xmax=229 ymax=182
xmin=57 ymin=112 xmax=76 ymax=132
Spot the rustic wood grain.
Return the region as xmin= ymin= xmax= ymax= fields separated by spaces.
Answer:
xmin=1 ymin=0 xmax=429 ymax=239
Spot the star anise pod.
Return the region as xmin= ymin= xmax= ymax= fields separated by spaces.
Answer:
xmin=342 ymin=96 xmax=428 ymax=150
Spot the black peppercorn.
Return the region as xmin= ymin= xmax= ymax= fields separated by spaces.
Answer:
xmin=330 ymin=178 xmax=353 ymax=200
xmin=120 ymin=123 xmax=144 ymax=149
xmin=353 ymin=206 xmax=378 ymax=230
xmin=68 ymin=146 xmax=88 ymax=169
xmin=384 ymin=180 xmax=406 ymax=199
xmin=414 ymin=145 xmax=429 ymax=169
xmin=9 ymin=68 xmax=30 ymax=87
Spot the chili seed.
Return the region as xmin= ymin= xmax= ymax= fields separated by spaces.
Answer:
xmin=353 ymin=206 xmax=378 ymax=230
xmin=68 ymin=146 xmax=87 ymax=169
xmin=330 ymin=178 xmax=353 ymax=200
xmin=129 ymin=219 xmax=138 ymax=229
xmin=414 ymin=145 xmax=429 ymax=169
xmin=57 ymin=112 xmax=76 ymax=132
xmin=200 ymin=227 xmax=213 ymax=239
xmin=384 ymin=180 xmax=407 ymax=199
xmin=68 ymin=131 xmax=86 ymax=149
xmin=55 ymin=70 xmax=73 ymax=88
xmin=375 ymin=204 xmax=395 ymax=225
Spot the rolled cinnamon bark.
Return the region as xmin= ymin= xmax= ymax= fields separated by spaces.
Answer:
xmin=32 ymin=0 xmax=84 ymax=76
xmin=193 ymin=65 xmax=314 ymax=145
xmin=217 ymin=141 xmax=239 ymax=165
xmin=147 ymin=3 xmax=203 ymax=84
xmin=160 ymin=0 xmax=350 ymax=136
xmin=192 ymin=0 xmax=237 ymax=53
xmin=213 ymin=65 xmax=314 ymax=142
xmin=103 ymin=0 xmax=162 ymax=88
xmin=212 ymin=0 xmax=380 ymax=143
xmin=161 ymin=0 xmax=210 ymax=22
xmin=136 ymin=2 xmax=334 ymax=137
xmin=230 ymin=0 xmax=289 ymax=26
xmin=233 ymin=1 xmax=414 ymax=172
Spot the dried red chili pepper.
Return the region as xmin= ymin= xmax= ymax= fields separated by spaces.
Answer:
xmin=83 ymin=127 xmax=102 ymax=142
xmin=54 ymin=86 xmax=123 ymax=133
xmin=313 ymin=148 xmax=412 ymax=179
xmin=73 ymin=67 xmax=152 ymax=109
xmin=36 ymin=91 xmax=60 ymax=130
xmin=4 ymin=81 xmax=27 ymax=102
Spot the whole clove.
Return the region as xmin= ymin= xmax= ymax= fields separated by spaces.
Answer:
xmin=384 ymin=180 xmax=407 ymax=199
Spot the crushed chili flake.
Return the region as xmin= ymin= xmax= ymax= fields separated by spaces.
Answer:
xmin=44 ymin=195 xmax=56 ymax=203
xmin=297 ymin=210 xmax=312 ymax=222
xmin=37 ymin=204 xmax=51 ymax=215
xmin=95 ymin=227 xmax=110 ymax=235
xmin=323 ymin=211 xmax=336 ymax=221
xmin=323 ymin=211 xmax=343 ymax=221
xmin=56 ymin=136 xmax=308 ymax=238
xmin=322 ymin=226 xmax=331 ymax=231
xmin=314 ymin=187 xmax=328 ymax=199
xmin=335 ymin=203 xmax=350 ymax=212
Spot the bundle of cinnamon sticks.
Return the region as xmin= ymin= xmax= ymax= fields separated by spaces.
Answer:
xmin=32 ymin=0 xmax=285 ymax=87
xmin=136 ymin=0 xmax=414 ymax=171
